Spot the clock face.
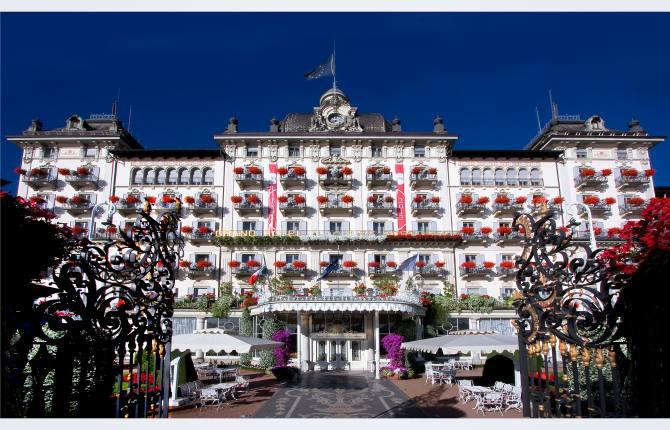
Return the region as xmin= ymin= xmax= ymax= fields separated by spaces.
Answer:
xmin=327 ymin=112 xmax=344 ymax=127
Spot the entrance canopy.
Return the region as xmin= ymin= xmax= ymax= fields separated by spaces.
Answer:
xmin=401 ymin=333 xmax=518 ymax=355
xmin=171 ymin=329 xmax=283 ymax=354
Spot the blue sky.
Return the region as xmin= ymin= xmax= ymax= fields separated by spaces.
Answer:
xmin=2 ymin=13 xmax=669 ymax=186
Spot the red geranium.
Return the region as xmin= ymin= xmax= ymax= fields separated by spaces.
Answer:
xmin=477 ymin=196 xmax=490 ymax=204
xmin=277 ymin=167 xmax=289 ymax=175
xmin=30 ymin=168 xmax=46 ymax=176
xmin=415 ymin=261 xmax=426 ymax=268
xmin=461 ymin=261 xmax=476 ymax=269
xmin=500 ymin=261 xmax=514 ymax=269
xmin=292 ymin=261 xmax=306 ymax=269
xmin=340 ymin=167 xmax=353 ymax=175
xmin=459 ymin=195 xmax=473 ymax=204
xmin=604 ymin=197 xmax=616 ymax=205
xmin=231 ymin=195 xmax=243 ymax=204
xmin=274 ymin=261 xmax=287 ymax=268
xmin=109 ymin=195 xmax=120 ymax=203
xmin=553 ymin=196 xmax=564 ymax=204
xmin=601 ymin=169 xmax=613 ymax=176
xmin=580 ymin=168 xmax=596 ymax=177
xmin=125 ymin=195 xmax=140 ymax=204
xmin=431 ymin=196 xmax=441 ymax=203
xmin=382 ymin=167 xmax=391 ymax=174
xmin=196 ymin=260 xmax=212 ymax=269
xmin=342 ymin=260 xmax=357 ymax=268
xmin=161 ymin=195 xmax=174 ymax=204
xmin=227 ymin=260 xmax=241 ymax=268
xmin=622 ymin=168 xmax=639 ymax=177
xmin=460 ymin=293 xmax=470 ymax=300
xmin=497 ymin=226 xmax=512 ymax=235
xmin=198 ymin=226 xmax=211 ymax=235
xmin=594 ymin=227 xmax=603 ymax=235
xmin=480 ymin=226 xmax=492 ymax=235
xmin=483 ymin=261 xmax=495 ymax=269
xmin=435 ymin=261 xmax=445 ymax=268
xmin=200 ymin=194 xmax=215 ymax=204
xmin=386 ymin=261 xmax=397 ymax=268
xmin=58 ymin=168 xmax=71 ymax=175
xmin=246 ymin=194 xmax=260 ymax=204
xmin=583 ymin=195 xmax=600 ymax=205
xmin=428 ymin=167 xmax=438 ymax=175
xmin=278 ymin=195 xmax=289 ymax=203
xmin=70 ymin=195 xmax=87 ymax=205
xmin=607 ymin=227 xmax=621 ymax=237
xmin=180 ymin=226 xmax=193 ymax=234
xmin=629 ymin=197 xmax=645 ymax=206
xmin=179 ymin=260 xmax=191 ymax=268
xmin=367 ymin=167 xmax=378 ymax=174
xmin=411 ymin=166 xmax=423 ymax=174
xmin=72 ymin=226 xmax=87 ymax=235
xmin=341 ymin=195 xmax=354 ymax=203
xmin=317 ymin=195 xmax=328 ymax=204
xmin=316 ymin=166 xmax=328 ymax=175
xmin=76 ymin=167 xmax=89 ymax=176
xmin=413 ymin=195 xmax=425 ymax=203
xmin=55 ymin=196 xmax=68 ymax=204
xmin=532 ymin=196 xmax=547 ymax=205
xmin=233 ymin=166 xmax=244 ymax=174
xmin=644 ymin=169 xmax=656 ymax=177
xmin=367 ymin=195 xmax=377 ymax=203
xmin=14 ymin=167 xmax=27 ymax=175
xmin=294 ymin=195 xmax=305 ymax=204
xmin=320 ymin=261 xmax=330 ymax=267
xmin=461 ymin=226 xmax=475 ymax=234
xmin=495 ymin=195 xmax=510 ymax=204
xmin=515 ymin=196 xmax=527 ymax=204
xmin=384 ymin=195 xmax=394 ymax=203
xmin=106 ymin=225 xmax=117 ymax=234
xmin=247 ymin=166 xmax=262 ymax=175
xmin=145 ymin=196 xmax=156 ymax=204
xmin=246 ymin=260 xmax=260 ymax=267
xmin=368 ymin=261 xmax=380 ymax=268
xmin=292 ymin=166 xmax=306 ymax=176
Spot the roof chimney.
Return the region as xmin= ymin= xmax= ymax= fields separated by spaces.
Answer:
xmin=628 ymin=119 xmax=644 ymax=132
xmin=27 ymin=119 xmax=43 ymax=132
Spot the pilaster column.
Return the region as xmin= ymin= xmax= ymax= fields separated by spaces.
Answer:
xmin=374 ymin=311 xmax=380 ymax=380
xmin=299 ymin=313 xmax=310 ymax=371
xmin=196 ymin=316 xmax=205 ymax=331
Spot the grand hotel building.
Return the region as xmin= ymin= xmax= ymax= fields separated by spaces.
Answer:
xmin=8 ymin=89 xmax=665 ymax=374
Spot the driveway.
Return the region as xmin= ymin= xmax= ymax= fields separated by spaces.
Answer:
xmin=254 ymin=371 xmax=423 ymax=418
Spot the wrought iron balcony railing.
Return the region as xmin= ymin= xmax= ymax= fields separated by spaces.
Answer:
xmin=456 ymin=202 xmax=487 ymax=215
xmin=235 ymin=173 xmax=263 ymax=188
xmin=190 ymin=198 xmax=218 ymax=214
xmin=155 ymin=200 xmax=180 ymax=212
xmin=279 ymin=199 xmax=307 ymax=214
xmin=616 ymin=174 xmax=650 ymax=190
xmin=366 ymin=172 xmax=393 ymax=187
xmin=413 ymin=265 xmax=448 ymax=277
xmin=619 ymin=203 xmax=645 ymax=216
xmin=22 ymin=172 xmax=58 ymax=189
xmin=575 ymin=174 xmax=609 ymax=189
xmin=64 ymin=172 xmax=99 ymax=189
xmin=279 ymin=171 xmax=306 ymax=186
xmin=277 ymin=265 xmax=307 ymax=277
xmin=116 ymin=199 xmax=144 ymax=215
xmin=411 ymin=200 xmax=440 ymax=215
xmin=460 ymin=265 xmax=495 ymax=278
xmin=498 ymin=267 xmax=516 ymax=278
xmin=187 ymin=264 xmax=216 ymax=278
xmin=319 ymin=200 xmax=353 ymax=214
xmin=231 ymin=263 xmax=262 ymax=276
xmin=409 ymin=172 xmax=437 ymax=189
xmin=581 ymin=203 xmax=612 ymax=217
xmin=494 ymin=231 xmax=525 ymax=243
xmin=319 ymin=266 xmax=356 ymax=278
xmin=368 ymin=264 xmax=398 ymax=276
xmin=367 ymin=200 xmax=394 ymax=214
xmin=461 ymin=232 xmax=489 ymax=243
xmin=492 ymin=202 xmax=525 ymax=214
xmin=185 ymin=230 xmax=215 ymax=242
xmin=319 ymin=172 xmax=352 ymax=188
xmin=233 ymin=200 xmax=262 ymax=214
xmin=63 ymin=201 xmax=96 ymax=214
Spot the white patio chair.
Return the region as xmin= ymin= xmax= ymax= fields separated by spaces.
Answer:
xmin=199 ymin=388 xmax=220 ymax=408
xmin=235 ymin=376 xmax=250 ymax=396
xmin=504 ymin=391 xmax=522 ymax=411
xmin=493 ymin=381 xmax=505 ymax=392
xmin=477 ymin=392 xmax=504 ymax=416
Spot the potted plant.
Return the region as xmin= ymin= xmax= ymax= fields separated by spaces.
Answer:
xmin=480 ymin=226 xmax=492 ymax=235
xmin=340 ymin=167 xmax=353 ymax=175
xmin=292 ymin=166 xmax=306 ymax=176
xmin=180 ymin=226 xmax=193 ymax=234
xmin=495 ymin=195 xmax=510 ymax=204
xmin=341 ymin=195 xmax=354 ymax=204
xmin=277 ymin=167 xmax=289 ymax=175
xmin=231 ymin=195 xmax=243 ymax=204
xmin=233 ymin=166 xmax=244 ymax=175
xmin=316 ymin=166 xmax=328 ymax=175
xmin=353 ymin=283 xmax=367 ymax=295
xmin=601 ymin=169 xmax=613 ymax=176
xmin=317 ymin=195 xmax=328 ymax=204
xmin=459 ymin=195 xmax=473 ymax=204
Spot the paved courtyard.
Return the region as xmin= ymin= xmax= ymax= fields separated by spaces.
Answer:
xmin=254 ymin=371 xmax=421 ymax=418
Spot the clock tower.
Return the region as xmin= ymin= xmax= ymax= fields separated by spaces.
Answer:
xmin=309 ymin=88 xmax=363 ymax=132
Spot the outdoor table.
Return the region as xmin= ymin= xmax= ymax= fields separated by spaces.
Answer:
xmin=208 ymin=382 xmax=237 ymax=391
xmin=215 ymin=368 xmax=238 ymax=383
xmin=463 ymin=386 xmax=495 ymax=408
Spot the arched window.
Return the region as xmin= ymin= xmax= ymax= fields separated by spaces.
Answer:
xmin=191 ymin=168 xmax=202 ymax=185
xmin=518 ymin=168 xmax=529 ymax=186
xmin=167 ymin=168 xmax=178 ymax=185
xmin=471 ymin=168 xmax=482 ymax=186
xmin=131 ymin=168 xmax=142 ymax=185
xmin=203 ymin=168 xmax=214 ymax=185
xmin=178 ymin=168 xmax=189 ymax=185
xmin=483 ymin=168 xmax=494 ymax=186
xmin=506 ymin=168 xmax=517 ymax=186
xmin=460 ymin=168 xmax=471 ymax=185
xmin=530 ymin=168 xmax=542 ymax=186
xmin=495 ymin=168 xmax=505 ymax=186
xmin=155 ymin=168 xmax=166 ymax=185
xmin=144 ymin=168 xmax=155 ymax=185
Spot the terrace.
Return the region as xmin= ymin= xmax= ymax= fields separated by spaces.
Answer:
xmin=411 ymin=196 xmax=440 ymax=215
xmin=278 ymin=195 xmax=307 ymax=215
xmin=21 ymin=168 xmax=58 ymax=190
xmin=366 ymin=166 xmax=393 ymax=188
xmin=460 ymin=263 xmax=496 ymax=279
xmin=574 ymin=168 xmax=610 ymax=190
xmin=115 ymin=195 xmax=144 ymax=216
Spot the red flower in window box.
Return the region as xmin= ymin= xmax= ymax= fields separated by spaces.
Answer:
xmin=431 ymin=196 xmax=441 ymax=203
xmin=367 ymin=195 xmax=377 ymax=203
xmin=58 ymin=168 xmax=71 ymax=175
xmin=231 ymin=195 xmax=243 ymax=204
xmin=583 ymin=196 xmax=600 ymax=205
xmin=477 ymin=196 xmax=490 ymax=204
xmin=644 ymin=169 xmax=656 ymax=177
xmin=108 ymin=195 xmax=120 ymax=203
xmin=320 ymin=261 xmax=330 ymax=267
xmin=483 ymin=261 xmax=496 ymax=269
xmin=384 ymin=195 xmax=394 ymax=203
xmin=497 ymin=226 xmax=512 ymax=235
xmin=161 ymin=195 xmax=174 ymax=204
xmin=515 ymin=196 xmax=527 ymax=204
xmin=411 ymin=166 xmax=423 ymax=174
xmin=552 ymin=196 xmax=564 ymax=204
xmin=317 ymin=195 xmax=328 ymax=204
xmin=461 ymin=226 xmax=475 ymax=234
xmin=179 ymin=260 xmax=191 ymax=268
xmin=278 ymin=195 xmax=289 ymax=203
xmin=292 ymin=166 xmax=306 ymax=176
xmin=294 ymin=195 xmax=305 ymax=204
xmin=277 ymin=167 xmax=289 ymax=175
xmin=123 ymin=195 xmax=137 ymax=204
xmin=459 ymin=195 xmax=473 ymax=204
xmin=242 ymin=296 xmax=258 ymax=307
xmin=198 ymin=226 xmax=211 ymax=235
xmin=233 ymin=166 xmax=244 ymax=174
xmin=180 ymin=226 xmax=193 ymax=234
xmin=14 ymin=167 xmax=27 ymax=175
xmin=415 ymin=261 xmax=427 ymax=268
xmin=55 ymin=195 xmax=68 ymax=204
xmin=341 ymin=195 xmax=354 ymax=204
xmin=246 ymin=194 xmax=260 ymax=204
xmin=292 ymin=261 xmax=306 ymax=269
xmin=382 ymin=167 xmax=391 ymax=174
xmin=601 ymin=169 xmax=613 ymax=176
xmin=343 ymin=260 xmax=357 ymax=268
xmin=604 ymin=197 xmax=616 ymax=205
xmin=200 ymin=194 xmax=214 ymax=204
xmin=495 ymin=195 xmax=510 ymax=204
xmin=246 ymin=260 xmax=260 ymax=268
xmin=622 ymin=168 xmax=639 ymax=177
xmin=316 ymin=166 xmax=328 ymax=175
xmin=500 ymin=260 xmax=514 ymax=269
xmin=76 ymin=167 xmax=90 ymax=176
xmin=30 ymin=168 xmax=46 ymax=176
xmin=70 ymin=195 xmax=87 ymax=205
xmin=427 ymin=167 xmax=438 ymax=175
xmin=181 ymin=196 xmax=194 ymax=204
xmin=368 ymin=261 xmax=380 ymax=268
xmin=196 ymin=260 xmax=212 ymax=269
xmin=274 ymin=261 xmax=287 ymax=268
xmin=435 ymin=261 xmax=445 ymax=268
xmin=628 ymin=197 xmax=645 ymax=206
xmin=460 ymin=293 xmax=470 ymax=300
xmin=461 ymin=261 xmax=476 ymax=269
xmin=413 ymin=195 xmax=425 ymax=203
xmin=340 ymin=167 xmax=353 ymax=175
xmin=227 ymin=260 xmax=241 ymax=268
xmin=580 ymin=168 xmax=596 ymax=177
xmin=72 ymin=226 xmax=87 ymax=235
xmin=532 ymin=196 xmax=547 ymax=205
xmin=593 ymin=227 xmax=603 ymax=235
xmin=386 ymin=261 xmax=397 ymax=268
xmin=145 ymin=196 xmax=156 ymax=204
xmin=367 ymin=167 xmax=378 ymax=174
xmin=480 ymin=226 xmax=492 ymax=235
xmin=106 ymin=225 xmax=117 ymax=234
xmin=607 ymin=227 xmax=621 ymax=237
xmin=247 ymin=166 xmax=262 ymax=175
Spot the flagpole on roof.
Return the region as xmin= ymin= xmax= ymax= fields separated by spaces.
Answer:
xmin=332 ymin=40 xmax=337 ymax=102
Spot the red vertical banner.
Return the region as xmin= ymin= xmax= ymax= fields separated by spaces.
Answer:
xmin=395 ymin=163 xmax=406 ymax=233
xmin=268 ymin=163 xmax=278 ymax=236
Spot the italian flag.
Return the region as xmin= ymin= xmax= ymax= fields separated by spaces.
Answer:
xmin=248 ymin=265 xmax=267 ymax=285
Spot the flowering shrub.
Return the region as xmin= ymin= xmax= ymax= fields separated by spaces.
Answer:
xmin=477 ymin=196 xmax=490 ymax=204
xmin=601 ymin=169 xmax=613 ymax=176
xmin=316 ymin=166 xmax=328 ymax=175
xmin=553 ymin=196 xmax=564 ymax=204
xmin=583 ymin=195 xmax=600 ymax=205
xmin=227 ymin=260 xmax=241 ymax=268
xmin=317 ymin=195 xmax=328 ymax=204
xmin=515 ymin=196 xmax=527 ymax=204
xmin=483 ymin=261 xmax=496 ymax=269
xmin=382 ymin=333 xmax=405 ymax=368
xmin=109 ymin=195 xmax=120 ymax=203
xmin=180 ymin=226 xmax=193 ymax=234
xmin=500 ymin=260 xmax=515 ymax=269
xmin=271 ymin=329 xmax=291 ymax=368
xmin=58 ymin=168 xmax=71 ymax=175
xmin=459 ymin=195 xmax=473 ymax=204
xmin=461 ymin=261 xmax=476 ymax=269
xmin=495 ymin=195 xmax=510 ymax=204
xmin=580 ymin=168 xmax=596 ymax=177
xmin=644 ymin=169 xmax=656 ymax=177
xmin=342 ymin=260 xmax=357 ymax=268
xmin=340 ymin=167 xmax=353 ymax=175
xmin=480 ymin=226 xmax=492 ymax=234
xmin=461 ymin=226 xmax=475 ymax=234
xmin=341 ymin=195 xmax=354 ymax=204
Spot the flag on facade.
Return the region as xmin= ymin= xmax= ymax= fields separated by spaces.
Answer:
xmin=397 ymin=254 xmax=418 ymax=272
xmin=304 ymin=53 xmax=335 ymax=80
xmin=248 ymin=265 xmax=267 ymax=285
xmin=316 ymin=260 xmax=339 ymax=281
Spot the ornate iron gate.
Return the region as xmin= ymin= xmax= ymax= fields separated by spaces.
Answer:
xmin=512 ymin=210 xmax=629 ymax=418
xmin=20 ymin=206 xmax=183 ymax=417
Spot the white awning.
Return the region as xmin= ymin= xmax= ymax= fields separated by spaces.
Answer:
xmin=171 ymin=329 xmax=283 ymax=353
xmin=401 ymin=333 xmax=518 ymax=355
xmin=250 ymin=301 xmax=425 ymax=316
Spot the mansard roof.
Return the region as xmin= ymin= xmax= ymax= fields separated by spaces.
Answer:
xmin=110 ymin=149 xmax=225 ymax=159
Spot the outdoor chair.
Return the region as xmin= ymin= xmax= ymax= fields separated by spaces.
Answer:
xmin=504 ymin=391 xmax=522 ymax=411
xmin=457 ymin=380 xmax=474 ymax=403
xmin=476 ymin=392 xmax=504 ymax=416
xmin=235 ymin=376 xmax=250 ymax=395
xmin=493 ymin=381 xmax=505 ymax=392
xmin=502 ymin=383 xmax=514 ymax=393
xmin=199 ymin=387 xmax=221 ymax=408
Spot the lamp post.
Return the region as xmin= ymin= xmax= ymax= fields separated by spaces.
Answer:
xmin=88 ymin=202 xmax=116 ymax=242
xmin=564 ymin=202 xmax=597 ymax=250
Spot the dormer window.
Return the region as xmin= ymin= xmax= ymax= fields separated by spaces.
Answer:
xmin=67 ymin=115 xmax=82 ymax=130
xmin=414 ymin=144 xmax=425 ymax=158
xmin=42 ymin=146 xmax=57 ymax=160
xmin=246 ymin=143 xmax=258 ymax=158
xmin=617 ymin=148 xmax=629 ymax=160
xmin=576 ymin=147 xmax=588 ymax=159
xmin=329 ymin=144 xmax=341 ymax=157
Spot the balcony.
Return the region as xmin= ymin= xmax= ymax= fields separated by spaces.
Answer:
xmin=619 ymin=203 xmax=645 ymax=216
xmin=368 ymin=263 xmax=398 ymax=277
xmin=495 ymin=231 xmax=525 ymax=244
xmin=461 ymin=232 xmax=489 ymax=244
xmin=187 ymin=263 xmax=216 ymax=279
xmin=22 ymin=171 xmax=57 ymax=190
xmin=277 ymin=264 xmax=307 ymax=277
xmin=319 ymin=266 xmax=355 ymax=278
xmin=233 ymin=197 xmax=262 ymax=215
xmin=498 ymin=267 xmax=516 ymax=278
xmin=366 ymin=171 xmax=393 ymax=188
xmin=235 ymin=172 xmax=263 ymax=189
xmin=91 ymin=228 xmax=121 ymax=242
xmin=411 ymin=199 xmax=439 ymax=216
xmin=279 ymin=168 xmax=306 ymax=187
xmin=456 ymin=202 xmax=487 ymax=215
xmin=575 ymin=173 xmax=609 ymax=190
xmin=492 ymin=201 xmax=525 ymax=215
xmin=64 ymin=171 xmax=98 ymax=190
xmin=63 ymin=198 xmax=95 ymax=215
xmin=460 ymin=264 xmax=495 ymax=279
xmin=413 ymin=264 xmax=447 ymax=278
xmin=573 ymin=230 xmax=624 ymax=243
xmin=154 ymin=199 xmax=180 ymax=213
xmin=319 ymin=200 xmax=353 ymax=215
xmin=367 ymin=199 xmax=394 ymax=215
xmin=409 ymin=172 xmax=438 ymax=189
xmin=279 ymin=197 xmax=306 ymax=215
xmin=581 ymin=202 xmax=612 ymax=218
xmin=318 ymin=170 xmax=352 ymax=189
xmin=184 ymin=229 xmax=215 ymax=243
xmin=116 ymin=197 xmax=144 ymax=216
xmin=190 ymin=195 xmax=217 ymax=215
xmin=616 ymin=174 xmax=651 ymax=190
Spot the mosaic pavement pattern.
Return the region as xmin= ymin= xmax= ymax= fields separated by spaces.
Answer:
xmin=254 ymin=371 xmax=423 ymax=418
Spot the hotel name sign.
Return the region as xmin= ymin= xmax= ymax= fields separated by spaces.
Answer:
xmin=311 ymin=332 xmax=367 ymax=340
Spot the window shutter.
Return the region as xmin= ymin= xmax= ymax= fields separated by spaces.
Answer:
xmin=89 ymin=194 xmax=97 ymax=205
xmin=236 ymin=221 xmax=243 ymax=231
xmin=429 ymin=221 xmax=437 ymax=232
xmin=342 ymin=221 xmax=350 ymax=233
xmin=299 ymin=221 xmax=307 ymax=235
xmin=431 ymin=253 xmax=438 ymax=264
xmin=617 ymin=195 xmax=625 ymax=207
xmin=281 ymin=221 xmax=287 ymax=232
xmin=411 ymin=221 xmax=418 ymax=231
xmin=255 ymin=222 xmax=263 ymax=237
xmin=476 ymin=254 xmax=484 ymax=265
xmin=278 ymin=252 xmax=284 ymax=263
xmin=323 ymin=220 xmax=329 ymax=232
xmin=458 ymin=254 xmax=465 ymax=265
xmin=345 ymin=252 xmax=352 ymax=263
xmin=475 ymin=221 xmax=482 ymax=230
xmin=387 ymin=253 xmax=395 ymax=262
xmin=385 ymin=221 xmax=393 ymax=232
xmin=496 ymin=253 xmax=501 ymax=264
xmin=473 ymin=192 xmax=479 ymax=200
